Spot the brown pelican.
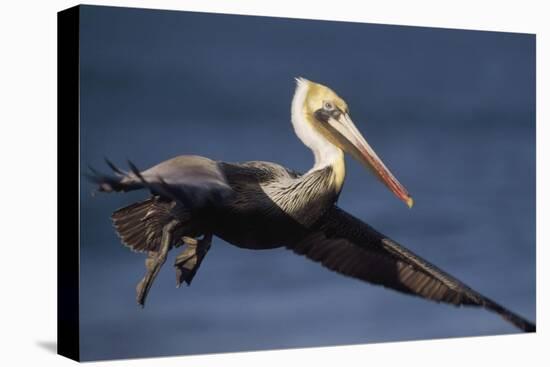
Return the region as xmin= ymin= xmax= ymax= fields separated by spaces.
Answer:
xmin=90 ymin=78 xmax=535 ymax=332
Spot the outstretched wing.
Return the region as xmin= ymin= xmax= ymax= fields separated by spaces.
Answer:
xmin=88 ymin=155 xmax=234 ymax=208
xmin=287 ymin=206 xmax=535 ymax=332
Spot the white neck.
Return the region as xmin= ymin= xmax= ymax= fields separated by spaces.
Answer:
xmin=291 ymin=79 xmax=343 ymax=173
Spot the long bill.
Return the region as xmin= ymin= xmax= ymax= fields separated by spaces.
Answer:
xmin=328 ymin=113 xmax=414 ymax=208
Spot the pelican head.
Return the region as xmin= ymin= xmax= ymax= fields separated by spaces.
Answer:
xmin=291 ymin=77 xmax=413 ymax=208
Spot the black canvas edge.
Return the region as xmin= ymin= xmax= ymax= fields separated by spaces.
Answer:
xmin=57 ymin=5 xmax=81 ymax=362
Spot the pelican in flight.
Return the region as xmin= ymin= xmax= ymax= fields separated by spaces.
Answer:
xmin=91 ymin=78 xmax=535 ymax=332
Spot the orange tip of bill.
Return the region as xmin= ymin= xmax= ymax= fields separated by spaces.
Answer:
xmin=406 ymin=197 xmax=414 ymax=209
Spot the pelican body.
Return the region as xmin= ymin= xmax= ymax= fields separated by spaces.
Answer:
xmin=91 ymin=78 xmax=535 ymax=332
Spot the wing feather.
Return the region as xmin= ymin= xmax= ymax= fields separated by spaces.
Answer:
xmin=287 ymin=206 xmax=535 ymax=332
xmin=88 ymin=155 xmax=234 ymax=208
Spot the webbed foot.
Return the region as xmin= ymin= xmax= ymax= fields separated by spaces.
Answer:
xmin=136 ymin=219 xmax=178 ymax=307
xmin=174 ymin=233 xmax=212 ymax=287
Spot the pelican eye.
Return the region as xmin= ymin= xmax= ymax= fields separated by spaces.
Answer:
xmin=323 ymin=102 xmax=334 ymax=111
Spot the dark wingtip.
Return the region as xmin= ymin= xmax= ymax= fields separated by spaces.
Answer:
xmin=85 ymin=165 xmax=112 ymax=192
xmin=105 ymin=157 xmax=125 ymax=176
xmin=483 ymin=297 xmax=537 ymax=333
xmin=85 ymin=165 xmax=100 ymax=181
xmin=500 ymin=308 xmax=536 ymax=333
xmin=522 ymin=321 xmax=536 ymax=333
xmin=127 ymin=160 xmax=144 ymax=181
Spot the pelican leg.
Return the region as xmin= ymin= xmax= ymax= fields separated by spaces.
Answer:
xmin=136 ymin=219 xmax=178 ymax=307
xmin=174 ymin=233 xmax=212 ymax=287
